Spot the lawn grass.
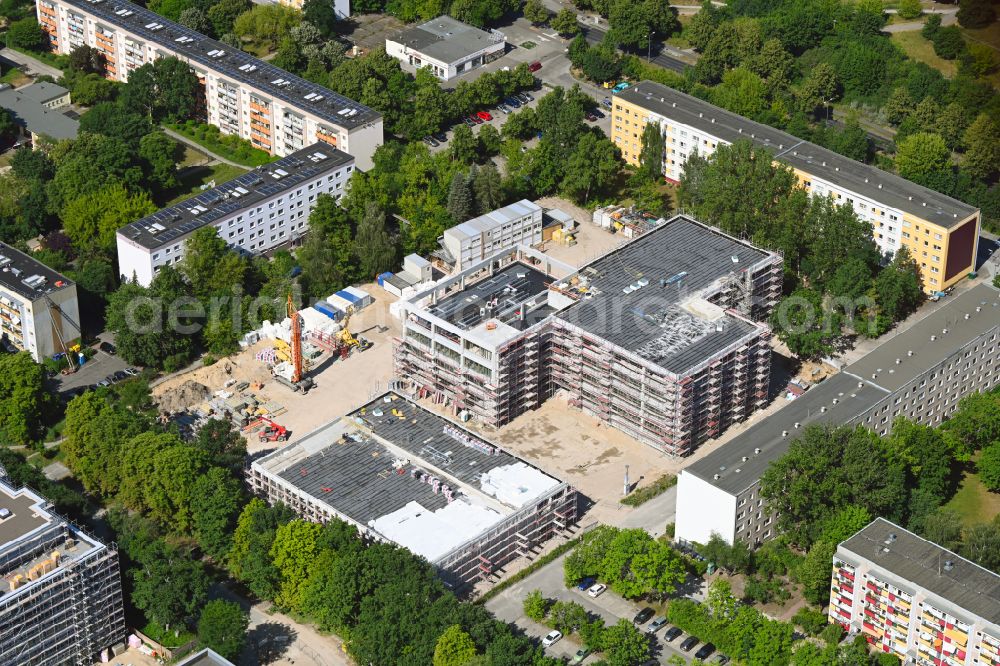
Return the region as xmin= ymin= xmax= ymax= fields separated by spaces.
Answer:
xmin=164 ymin=162 xmax=248 ymax=206
xmin=961 ymin=22 xmax=1000 ymax=89
xmin=0 ymin=67 xmax=31 ymax=86
xmin=167 ymin=120 xmax=275 ymax=167
xmin=890 ymin=30 xmax=958 ymax=78
xmin=944 ymin=466 xmax=1000 ymax=527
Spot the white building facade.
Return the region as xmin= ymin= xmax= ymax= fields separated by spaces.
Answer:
xmin=442 ymin=199 xmax=543 ymax=270
xmin=117 ymin=144 xmax=353 ymax=286
xmin=37 ymin=0 xmax=383 ymax=168
xmin=385 ymin=16 xmax=505 ymax=81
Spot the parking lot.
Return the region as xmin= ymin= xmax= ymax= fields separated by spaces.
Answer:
xmin=51 ymin=334 xmax=132 ymax=394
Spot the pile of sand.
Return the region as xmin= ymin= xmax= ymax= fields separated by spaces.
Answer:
xmin=156 ymin=379 xmax=212 ymax=414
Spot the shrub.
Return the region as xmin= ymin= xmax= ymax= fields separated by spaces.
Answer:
xmin=793 ymin=607 xmax=830 ymax=635
xmin=523 ymin=589 xmax=549 ymax=622
xmin=621 ymin=473 xmax=677 ymax=506
xmin=932 ymin=26 xmax=966 ymax=60
xmin=821 ymin=622 xmax=845 ymax=646
xmin=897 ymin=0 xmax=922 ymax=19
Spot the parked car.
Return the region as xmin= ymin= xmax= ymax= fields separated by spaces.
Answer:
xmin=422 ymin=136 xmax=439 ymax=147
xmin=576 ymin=577 xmax=596 ymax=591
xmin=476 ymin=110 xmax=493 ymax=121
xmin=99 ymin=341 xmax=116 ymax=355
xmin=112 ymin=370 xmax=129 ymax=382
xmin=646 ymin=617 xmax=668 ymax=634
xmin=570 ymin=647 xmax=590 ymax=664
xmin=633 ymin=608 xmax=655 ymax=624
xmin=516 ymin=92 xmax=532 ymax=103
xmin=663 ymin=627 xmax=682 ymax=642
xmin=612 ymin=81 xmax=630 ymax=93
xmin=542 ymin=630 xmax=562 ymax=648
xmin=529 ymin=60 xmax=542 ymax=72
xmin=97 ymin=379 xmax=111 ymax=388
xmin=714 ymin=655 xmax=730 ymax=665
xmin=680 ymin=636 xmax=699 ymax=651
xmin=104 ymin=374 xmax=119 ymax=385
xmin=586 ymin=583 xmax=607 ymax=598
xmin=592 ymin=109 xmax=605 ymax=118
xmin=463 ymin=117 xmax=476 ymax=127
xmin=499 ymin=103 xmax=512 ymax=113
xmin=695 ymin=643 xmax=716 ymax=660
xmin=432 ymin=131 xmax=448 ymax=142
xmin=124 ymin=367 xmax=140 ymax=376
xmin=585 ymin=111 xmax=597 ymax=121
xmin=505 ymin=96 xmax=521 ymax=108
xmin=602 ymin=97 xmax=612 ymax=108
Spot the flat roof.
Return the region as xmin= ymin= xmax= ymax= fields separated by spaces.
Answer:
xmin=554 ymin=216 xmax=772 ymax=374
xmin=617 ymin=82 xmax=978 ymax=230
xmin=445 ymin=199 xmax=541 ymax=243
xmin=389 ymin=15 xmax=503 ymax=64
xmin=0 ymin=483 xmax=52 ymax=549
xmin=0 ymin=85 xmax=78 ymax=140
xmin=60 ymin=0 xmax=379 ymax=130
xmin=845 ymin=283 xmax=1000 ymax=393
xmin=175 ymin=649 xmax=235 ymax=666
xmin=118 ymin=143 xmax=352 ymax=250
xmin=684 ymin=282 xmax=1000 ymax=494
xmin=254 ymin=392 xmax=561 ymax=563
xmin=426 ymin=261 xmax=551 ymax=330
xmin=8 ymin=81 xmax=69 ymax=104
xmin=0 ymin=242 xmax=75 ymax=302
xmin=840 ymin=518 xmax=1000 ymax=626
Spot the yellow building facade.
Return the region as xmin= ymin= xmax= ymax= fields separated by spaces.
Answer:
xmin=611 ymin=82 xmax=981 ymax=293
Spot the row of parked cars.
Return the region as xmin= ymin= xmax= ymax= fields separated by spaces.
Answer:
xmin=421 ymin=92 xmax=538 ymax=147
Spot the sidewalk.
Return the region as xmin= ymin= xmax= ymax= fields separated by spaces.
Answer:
xmin=0 ymin=47 xmax=63 ymax=78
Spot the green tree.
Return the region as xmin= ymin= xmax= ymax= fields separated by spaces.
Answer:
xmin=964 ymin=42 xmax=998 ymax=78
xmin=687 ymin=0 xmax=722 ymax=52
xmin=133 ymin=541 xmax=210 ymax=631
xmin=936 ymin=102 xmax=971 ymax=150
xmin=979 ymin=442 xmax=1000 ymax=492
xmin=798 ymin=541 xmax=835 ymax=604
xmin=962 ymin=520 xmax=1000 ymax=571
xmin=79 ymin=101 xmax=154 ymax=148
xmin=523 ymin=589 xmax=549 ymax=621
xmin=181 ymin=226 xmax=248 ymax=299
xmin=638 ymin=122 xmax=664 ymax=181
xmin=883 ymin=87 xmax=914 ymax=125
xmin=139 ymin=131 xmax=181 ymax=190
xmin=523 ymin=0 xmax=550 ymax=24
xmin=447 ymin=171 xmax=474 ymax=222
xmin=962 ymin=113 xmax=1000 ymax=180
xmin=105 ymin=270 xmax=194 ymax=370
xmin=6 ymin=19 xmax=46 ymax=50
xmin=228 ymin=498 xmax=292 ymax=601
xmin=602 ymin=618 xmax=652 ymax=666
xmin=198 ymin=600 xmax=249 ymax=660
xmin=69 ymin=73 xmax=118 ymax=106
xmin=449 ymin=124 xmax=478 ymax=164
xmin=473 ymin=162 xmax=504 ymax=213
xmin=932 ymin=26 xmax=965 ymax=60
xmin=208 ymin=0 xmax=252 ymax=37
xmin=179 ymin=6 xmax=212 ymax=33
xmin=67 ymin=44 xmax=104 ymax=73
xmin=797 ymin=62 xmax=839 ymax=114
xmin=957 ymin=0 xmax=996 ymax=28
xmin=61 ymin=184 xmax=156 ymax=257
xmin=560 ymin=133 xmax=621 ymax=203
xmin=817 ymin=505 xmax=872 ymax=545
xmin=0 ymin=353 xmax=50 ymax=446
xmin=351 ymin=200 xmax=396 ymax=280
xmin=772 ymin=288 xmax=838 ymax=359
xmin=895 ymin=132 xmax=950 ymax=180
xmin=303 ymin=0 xmax=340 ymax=37
xmin=712 ymin=66 xmax=768 ymax=117
xmin=548 ymin=600 xmax=589 ymax=634
xmin=922 ymin=13 xmax=942 ymax=39
xmin=434 ymin=625 xmax=478 ymax=666
xmin=551 ymin=8 xmax=580 ymax=36
xmin=897 ymin=0 xmax=922 ymax=19
xmin=943 ymin=392 xmax=1000 ymax=457
xmin=191 ymin=467 xmax=245 ymax=560
xmin=608 ymin=0 xmax=650 ymax=50
xmin=873 ymin=246 xmax=923 ymax=329
xmin=478 ymin=124 xmax=502 ymax=156
xmin=49 ymin=133 xmax=141 ymax=212
xmin=271 ymin=520 xmax=324 ymax=611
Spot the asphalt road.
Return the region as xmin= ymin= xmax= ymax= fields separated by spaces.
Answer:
xmin=581 ymin=24 xmax=690 ymax=74
xmin=0 ymin=47 xmax=64 ymax=79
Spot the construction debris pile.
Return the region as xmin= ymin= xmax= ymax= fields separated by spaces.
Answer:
xmin=591 ymin=205 xmax=665 ymax=238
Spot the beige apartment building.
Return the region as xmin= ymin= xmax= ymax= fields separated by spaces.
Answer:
xmin=36 ymin=0 xmax=383 ymax=168
xmin=611 ymin=81 xmax=981 ymax=294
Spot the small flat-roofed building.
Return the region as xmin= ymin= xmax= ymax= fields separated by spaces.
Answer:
xmin=116 ymin=143 xmax=353 ymax=286
xmin=0 ymin=480 xmax=126 ymax=664
xmin=676 ymin=282 xmax=1000 ymax=548
xmin=249 ymin=392 xmax=578 ymax=586
xmin=176 ymin=648 xmax=236 ymax=666
xmin=0 ymin=242 xmax=80 ymax=362
xmin=611 ymin=81 xmax=980 ymax=293
xmin=395 ymin=214 xmax=784 ymax=454
xmin=443 ymin=200 xmax=543 ymax=271
xmin=0 ymin=82 xmax=78 ymax=144
xmin=386 ymin=16 xmax=506 ymax=81
xmin=831 ymin=518 xmax=1000 ymax=666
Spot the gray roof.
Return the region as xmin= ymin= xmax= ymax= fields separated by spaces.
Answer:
xmin=427 ymin=261 xmax=551 ymax=330
xmin=0 ymin=242 xmax=76 ymax=302
xmin=445 ymin=199 xmax=540 ymax=243
xmin=0 ymin=85 xmax=78 ymax=140
xmin=175 ymin=649 xmax=235 ymax=666
xmin=617 ymin=82 xmax=978 ymax=230
xmin=389 ymin=16 xmax=503 ymax=64
xmin=845 ymin=283 xmax=1000 ymax=393
xmin=0 ymin=483 xmax=51 ymax=550
xmin=840 ymin=518 xmax=1000 ymax=627
xmin=684 ymin=282 xmax=1000 ymax=495
xmin=60 ymin=0 xmax=379 ymax=129
xmin=9 ymin=81 xmax=69 ymax=105
xmin=554 ymin=216 xmax=772 ymax=374
xmin=118 ymin=143 xmax=352 ymax=250
xmin=684 ymin=372 xmax=888 ymax=494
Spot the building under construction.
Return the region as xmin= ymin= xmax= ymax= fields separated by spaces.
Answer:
xmin=249 ymin=392 xmax=578 ymax=587
xmin=0 ymin=480 xmax=126 ymax=665
xmin=394 ymin=215 xmax=783 ymax=455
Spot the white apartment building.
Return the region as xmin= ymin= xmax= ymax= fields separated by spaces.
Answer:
xmin=386 ymin=16 xmax=505 ymax=81
xmin=676 ymin=282 xmax=1000 ymax=548
xmin=442 ymin=199 xmax=543 ymax=270
xmin=116 ymin=143 xmax=353 ymax=286
xmin=276 ymin=0 xmax=349 ymax=18
xmin=36 ymin=0 xmax=383 ymax=168
xmin=831 ymin=518 xmax=1000 ymax=666
xmin=0 ymin=243 xmax=80 ymax=362
xmin=612 ymin=82 xmax=980 ymax=293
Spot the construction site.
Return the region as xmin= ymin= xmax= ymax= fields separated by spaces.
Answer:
xmin=0 ymin=480 xmax=126 ymax=665
xmin=394 ymin=215 xmax=784 ymax=456
xmin=248 ymin=391 xmax=578 ymax=588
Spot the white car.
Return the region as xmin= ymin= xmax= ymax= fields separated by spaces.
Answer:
xmin=587 ymin=583 xmax=607 ymax=598
xmin=542 ymin=630 xmax=563 ymax=647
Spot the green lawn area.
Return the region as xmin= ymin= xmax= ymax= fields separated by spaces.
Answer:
xmin=167 ymin=121 xmax=275 ymax=167
xmin=944 ymin=464 xmax=1000 ymax=527
xmin=961 ymin=22 xmax=1000 ymax=89
xmin=890 ymin=30 xmax=958 ymax=78
xmin=0 ymin=67 xmax=31 ymax=87
xmin=164 ymin=162 xmax=248 ymax=206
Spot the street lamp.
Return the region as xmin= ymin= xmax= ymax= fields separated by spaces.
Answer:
xmin=647 ymin=29 xmax=656 ymax=62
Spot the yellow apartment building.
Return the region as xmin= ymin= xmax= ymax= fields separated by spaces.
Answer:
xmin=611 ymin=81 xmax=981 ymax=293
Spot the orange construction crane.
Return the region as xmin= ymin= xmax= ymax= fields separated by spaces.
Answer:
xmin=287 ymin=293 xmax=303 ymax=384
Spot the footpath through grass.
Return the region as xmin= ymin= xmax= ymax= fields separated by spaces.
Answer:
xmin=167 ymin=120 xmax=276 ymax=167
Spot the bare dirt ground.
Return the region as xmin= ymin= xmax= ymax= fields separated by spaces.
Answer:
xmin=152 ymin=282 xmax=402 ymax=454
xmin=536 ymin=197 xmax=631 ymax=269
